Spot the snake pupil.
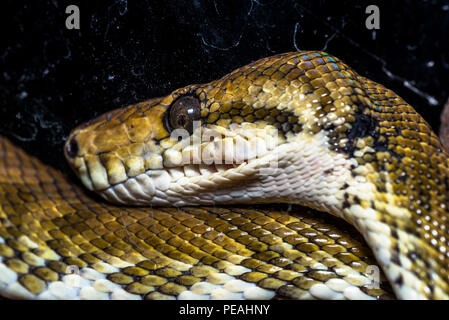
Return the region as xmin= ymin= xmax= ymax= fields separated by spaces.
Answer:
xmin=168 ymin=95 xmax=201 ymax=134
xmin=177 ymin=114 xmax=187 ymax=127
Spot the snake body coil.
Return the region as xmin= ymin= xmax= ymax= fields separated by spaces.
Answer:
xmin=1 ymin=51 xmax=448 ymax=299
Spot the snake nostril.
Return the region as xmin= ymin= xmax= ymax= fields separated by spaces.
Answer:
xmin=66 ymin=138 xmax=79 ymax=159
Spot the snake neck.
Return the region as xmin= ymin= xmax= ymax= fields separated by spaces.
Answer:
xmin=274 ymin=72 xmax=449 ymax=299
xmin=329 ymin=76 xmax=449 ymax=299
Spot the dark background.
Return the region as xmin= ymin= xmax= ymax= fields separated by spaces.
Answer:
xmin=1 ymin=0 xmax=449 ymax=172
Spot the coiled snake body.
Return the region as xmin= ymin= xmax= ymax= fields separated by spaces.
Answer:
xmin=1 ymin=51 xmax=448 ymax=300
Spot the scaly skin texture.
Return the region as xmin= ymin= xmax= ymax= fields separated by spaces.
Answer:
xmin=0 ymin=136 xmax=392 ymax=299
xmin=1 ymin=51 xmax=448 ymax=299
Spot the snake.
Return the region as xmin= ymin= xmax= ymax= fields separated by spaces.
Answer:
xmin=1 ymin=50 xmax=448 ymax=300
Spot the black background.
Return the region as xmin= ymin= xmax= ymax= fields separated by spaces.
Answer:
xmin=1 ymin=0 xmax=449 ymax=171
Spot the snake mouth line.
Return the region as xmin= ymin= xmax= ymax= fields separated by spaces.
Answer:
xmin=99 ymin=160 xmax=252 ymax=205
xmin=68 ymin=123 xmax=283 ymax=204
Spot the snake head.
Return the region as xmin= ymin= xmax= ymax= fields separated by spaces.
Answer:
xmin=63 ymin=88 xmax=291 ymax=207
xmin=64 ymin=51 xmax=432 ymax=214
xmin=64 ymin=51 xmax=370 ymax=210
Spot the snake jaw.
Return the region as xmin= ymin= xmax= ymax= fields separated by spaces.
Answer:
xmin=81 ymin=122 xmax=284 ymax=206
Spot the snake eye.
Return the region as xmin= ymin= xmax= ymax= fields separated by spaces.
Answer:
xmin=167 ymin=95 xmax=201 ymax=134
